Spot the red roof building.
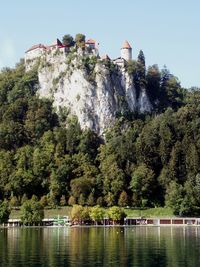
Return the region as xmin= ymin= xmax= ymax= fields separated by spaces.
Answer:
xmin=86 ymin=39 xmax=96 ymax=44
xmin=25 ymin=44 xmax=46 ymax=53
xmin=122 ymin=40 xmax=132 ymax=49
xmin=26 ymin=39 xmax=68 ymax=53
xmin=85 ymin=39 xmax=97 ymax=49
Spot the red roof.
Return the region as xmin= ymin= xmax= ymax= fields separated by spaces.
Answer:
xmin=86 ymin=39 xmax=96 ymax=44
xmin=26 ymin=44 xmax=46 ymax=53
xmin=101 ymin=54 xmax=110 ymax=60
xmin=26 ymin=38 xmax=68 ymax=53
xmin=122 ymin=40 xmax=132 ymax=49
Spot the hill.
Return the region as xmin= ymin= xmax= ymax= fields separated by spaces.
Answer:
xmin=0 ymin=34 xmax=200 ymax=216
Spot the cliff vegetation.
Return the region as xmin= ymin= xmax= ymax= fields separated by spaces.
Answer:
xmin=0 ymin=45 xmax=200 ymax=216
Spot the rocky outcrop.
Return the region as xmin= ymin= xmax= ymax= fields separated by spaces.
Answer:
xmin=29 ymin=49 xmax=152 ymax=134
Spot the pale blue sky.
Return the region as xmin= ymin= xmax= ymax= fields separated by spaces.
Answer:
xmin=1 ymin=0 xmax=200 ymax=88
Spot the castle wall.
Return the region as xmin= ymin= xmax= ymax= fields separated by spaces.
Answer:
xmin=25 ymin=48 xmax=45 ymax=62
xmin=121 ymin=48 xmax=132 ymax=61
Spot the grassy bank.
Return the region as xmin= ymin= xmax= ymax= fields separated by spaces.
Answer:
xmin=125 ymin=207 xmax=174 ymax=218
xmin=10 ymin=206 xmax=174 ymax=219
xmin=10 ymin=206 xmax=72 ymax=219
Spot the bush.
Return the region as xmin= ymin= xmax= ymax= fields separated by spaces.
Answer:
xmin=20 ymin=199 xmax=44 ymax=225
xmin=108 ymin=206 xmax=126 ymax=223
xmin=89 ymin=205 xmax=105 ymax=224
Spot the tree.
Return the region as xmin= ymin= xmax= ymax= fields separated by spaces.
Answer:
xmin=165 ymin=181 xmax=183 ymax=215
xmin=47 ymin=193 xmax=58 ymax=208
xmin=137 ymin=50 xmax=145 ymax=66
xmin=78 ymin=193 xmax=86 ymax=205
xmin=96 ymin=197 xmax=104 ymax=207
xmin=0 ymin=150 xmax=13 ymax=198
xmin=0 ymin=201 xmax=10 ymax=224
xmin=146 ymin=64 xmax=161 ymax=103
xmin=70 ymin=205 xmax=84 ymax=224
xmin=89 ymin=205 xmax=105 ymax=225
xmin=126 ymin=60 xmax=137 ymax=75
xmin=20 ymin=199 xmax=44 ymax=225
xmin=137 ymin=50 xmax=146 ymax=87
xmin=60 ymin=195 xmax=67 ymax=206
xmin=21 ymin=194 xmax=28 ymax=205
xmin=160 ymin=67 xmax=183 ymax=110
xmin=104 ymin=192 xmax=115 ymax=207
xmin=10 ymin=196 xmax=20 ymax=207
xmin=107 ymin=206 xmax=126 ymax=224
xmin=98 ymin=146 xmax=125 ymax=205
xmin=62 ymin=34 xmax=74 ymax=47
xmin=70 ymin=177 xmax=94 ymax=198
xmin=68 ymin=196 xmax=76 ymax=206
xmin=40 ymin=195 xmax=48 ymax=207
xmin=130 ymin=164 xmax=155 ymax=207
xmin=87 ymin=192 xmax=95 ymax=206
xmin=118 ymin=191 xmax=129 ymax=207
xmin=75 ymin=33 xmax=86 ymax=48
xmin=168 ymin=141 xmax=186 ymax=183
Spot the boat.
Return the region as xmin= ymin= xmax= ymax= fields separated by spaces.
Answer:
xmin=52 ymin=215 xmax=71 ymax=226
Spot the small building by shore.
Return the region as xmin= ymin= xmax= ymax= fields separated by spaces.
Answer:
xmin=2 ymin=217 xmax=200 ymax=227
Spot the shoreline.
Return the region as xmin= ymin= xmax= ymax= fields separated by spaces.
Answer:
xmin=1 ymin=224 xmax=200 ymax=229
xmin=1 ymin=216 xmax=200 ymax=228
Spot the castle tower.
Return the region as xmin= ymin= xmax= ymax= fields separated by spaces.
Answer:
xmin=121 ymin=40 xmax=132 ymax=61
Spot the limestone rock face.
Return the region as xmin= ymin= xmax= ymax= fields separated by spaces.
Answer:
xmin=33 ymin=50 xmax=152 ymax=134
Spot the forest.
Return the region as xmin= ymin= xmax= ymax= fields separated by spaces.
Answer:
xmin=0 ymin=50 xmax=200 ymax=217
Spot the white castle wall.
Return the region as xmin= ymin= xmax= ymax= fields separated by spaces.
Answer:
xmin=121 ymin=48 xmax=132 ymax=61
xmin=25 ymin=48 xmax=45 ymax=62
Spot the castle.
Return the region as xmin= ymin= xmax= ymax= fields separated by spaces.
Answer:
xmin=25 ymin=37 xmax=132 ymax=67
xmin=25 ymin=37 xmax=152 ymax=134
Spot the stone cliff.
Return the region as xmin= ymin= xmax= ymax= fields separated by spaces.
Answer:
xmin=27 ymin=48 xmax=152 ymax=134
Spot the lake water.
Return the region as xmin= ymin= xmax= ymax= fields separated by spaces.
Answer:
xmin=1 ymin=226 xmax=200 ymax=267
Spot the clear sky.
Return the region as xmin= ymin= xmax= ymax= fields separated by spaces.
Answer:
xmin=1 ymin=0 xmax=200 ymax=88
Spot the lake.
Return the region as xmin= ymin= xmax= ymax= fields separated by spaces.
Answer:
xmin=0 ymin=226 xmax=200 ymax=267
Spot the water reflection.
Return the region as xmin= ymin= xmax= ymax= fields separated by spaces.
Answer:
xmin=0 ymin=227 xmax=200 ymax=267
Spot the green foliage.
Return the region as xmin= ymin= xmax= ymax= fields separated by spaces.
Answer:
xmin=126 ymin=60 xmax=137 ymax=75
xmin=62 ymin=34 xmax=74 ymax=47
xmin=47 ymin=193 xmax=58 ymax=208
xmin=20 ymin=199 xmax=44 ymax=224
xmin=89 ymin=205 xmax=105 ymax=223
xmin=75 ymin=33 xmax=86 ymax=48
xmin=165 ymin=181 xmax=183 ymax=215
xmin=82 ymin=56 xmax=98 ymax=84
xmin=70 ymin=177 xmax=94 ymax=198
xmin=68 ymin=196 xmax=76 ymax=206
xmin=98 ymin=146 xmax=125 ymax=204
xmin=118 ymin=191 xmax=129 ymax=207
xmin=87 ymin=192 xmax=95 ymax=206
xmin=21 ymin=194 xmax=28 ymax=205
xmin=0 ymin=201 xmax=10 ymax=224
xmin=40 ymin=195 xmax=48 ymax=207
xmin=10 ymin=196 xmax=20 ymax=207
xmin=130 ymin=164 xmax=155 ymax=207
xmin=146 ymin=64 xmax=161 ymax=103
xmin=1 ymin=50 xmax=200 ymax=217
xmin=70 ymin=204 xmax=84 ymax=223
xmin=60 ymin=195 xmax=67 ymax=206
xmin=107 ymin=206 xmax=126 ymax=222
